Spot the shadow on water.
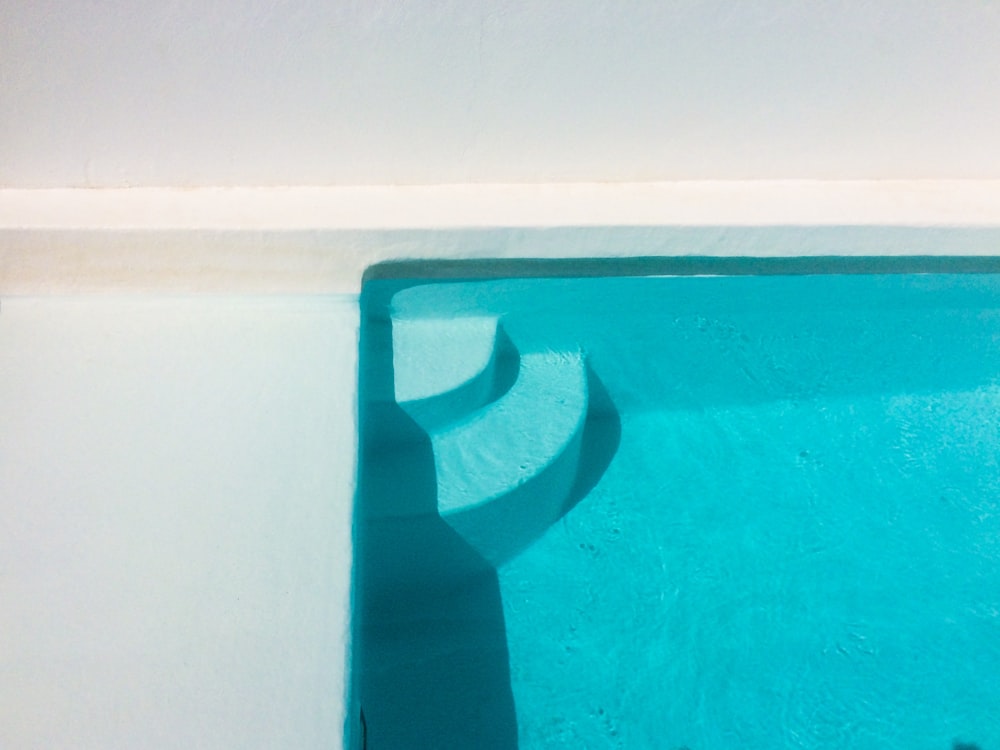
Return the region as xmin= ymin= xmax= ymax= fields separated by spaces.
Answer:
xmin=566 ymin=367 xmax=621 ymax=516
xmin=352 ymin=285 xmax=518 ymax=749
xmin=351 ymin=283 xmax=621 ymax=749
xmin=356 ymin=402 xmax=518 ymax=750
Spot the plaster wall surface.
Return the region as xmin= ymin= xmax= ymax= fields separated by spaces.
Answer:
xmin=0 ymin=296 xmax=358 ymax=749
xmin=4 ymin=1 xmax=1000 ymax=187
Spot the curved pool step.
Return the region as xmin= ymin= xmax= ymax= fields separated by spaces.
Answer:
xmin=394 ymin=316 xmax=518 ymax=432
xmin=429 ymin=349 xmax=590 ymax=566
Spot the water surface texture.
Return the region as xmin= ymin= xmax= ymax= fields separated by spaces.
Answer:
xmin=356 ymin=273 xmax=1000 ymax=749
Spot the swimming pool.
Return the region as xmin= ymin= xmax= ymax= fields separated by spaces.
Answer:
xmin=354 ymin=268 xmax=1000 ymax=749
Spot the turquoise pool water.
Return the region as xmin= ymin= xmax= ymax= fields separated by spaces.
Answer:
xmin=356 ymin=272 xmax=1000 ymax=750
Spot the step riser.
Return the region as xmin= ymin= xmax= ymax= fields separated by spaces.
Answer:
xmin=441 ymin=404 xmax=586 ymax=566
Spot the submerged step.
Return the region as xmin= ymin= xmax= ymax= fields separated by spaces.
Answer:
xmin=390 ymin=312 xmax=592 ymax=565
xmin=393 ymin=316 xmax=516 ymax=431
xmin=430 ymin=349 xmax=590 ymax=566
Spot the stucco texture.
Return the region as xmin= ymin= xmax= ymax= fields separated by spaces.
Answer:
xmin=3 ymin=0 xmax=1000 ymax=186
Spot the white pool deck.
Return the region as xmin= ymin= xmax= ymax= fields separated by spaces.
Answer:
xmin=3 ymin=181 xmax=1000 ymax=749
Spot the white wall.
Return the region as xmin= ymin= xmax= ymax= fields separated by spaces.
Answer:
xmin=0 ymin=297 xmax=358 ymax=749
xmin=3 ymin=0 xmax=1000 ymax=187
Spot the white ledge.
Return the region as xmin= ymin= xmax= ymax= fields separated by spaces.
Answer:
xmin=5 ymin=181 xmax=1000 ymax=230
xmin=3 ymin=181 xmax=1000 ymax=295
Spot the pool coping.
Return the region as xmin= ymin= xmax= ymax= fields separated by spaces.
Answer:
xmin=4 ymin=181 xmax=1000 ymax=295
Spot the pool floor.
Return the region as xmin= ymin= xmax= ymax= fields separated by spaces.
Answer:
xmin=356 ymin=273 xmax=1000 ymax=749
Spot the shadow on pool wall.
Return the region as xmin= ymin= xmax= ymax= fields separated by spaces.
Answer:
xmin=352 ymin=279 xmax=621 ymax=749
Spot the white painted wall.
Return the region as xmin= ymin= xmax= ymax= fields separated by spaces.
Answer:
xmin=3 ymin=1 xmax=1000 ymax=187
xmin=0 ymin=297 xmax=358 ymax=749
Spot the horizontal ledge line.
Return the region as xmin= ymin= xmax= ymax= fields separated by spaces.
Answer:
xmin=4 ymin=226 xmax=1000 ymax=295
xmin=4 ymin=181 xmax=1000 ymax=230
